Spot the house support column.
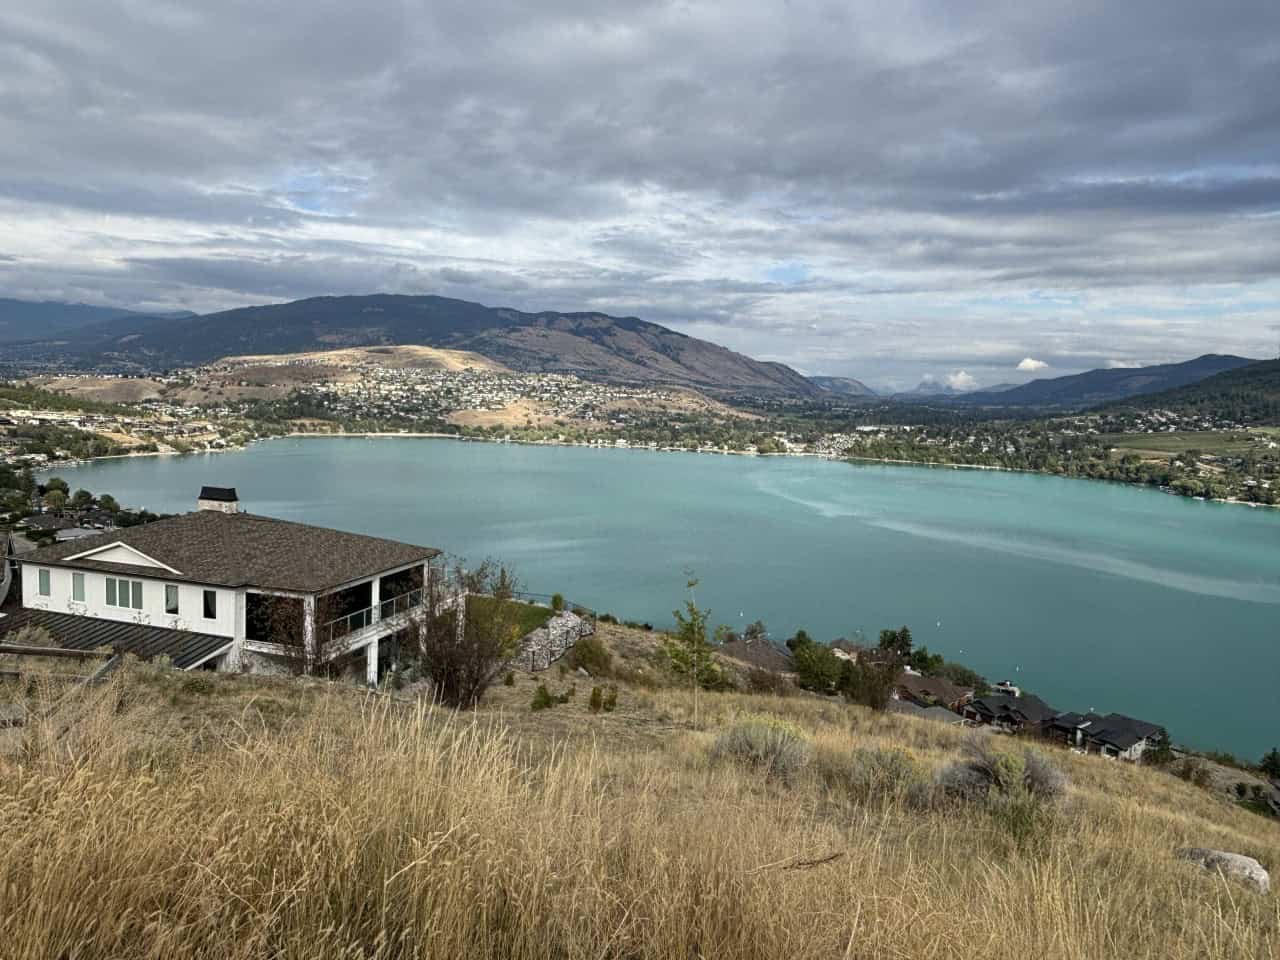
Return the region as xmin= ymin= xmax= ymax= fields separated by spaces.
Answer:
xmin=303 ymin=595 xmax=317 ymax=674
xmin=366 ymin=638 xmax=379 ymax=688
xmin=370 ymin=576 xmax=381 ymax=623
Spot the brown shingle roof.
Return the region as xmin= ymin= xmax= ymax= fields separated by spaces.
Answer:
xmin=28 ymin=511 xmax=440 ymax=594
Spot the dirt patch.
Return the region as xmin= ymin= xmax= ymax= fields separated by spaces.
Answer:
xmin=447 ymin=399 xmax=561 ymax=429
xmin=24 ymin=376 xmax=163 ymax=404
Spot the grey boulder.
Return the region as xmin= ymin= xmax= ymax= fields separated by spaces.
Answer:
xmin=1176 ymin=848 xmax=1270 ymax=895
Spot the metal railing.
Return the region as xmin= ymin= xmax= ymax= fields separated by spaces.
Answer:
xmin=321 ymin=587 xmax=424 ymax=647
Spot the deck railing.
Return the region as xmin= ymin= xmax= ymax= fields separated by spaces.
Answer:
xmin=321 ymin=587 xmax=424 ymax=647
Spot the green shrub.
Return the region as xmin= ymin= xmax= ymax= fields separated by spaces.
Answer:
xmin=551 ymin=593 xmax=565 ymax=612
xmin=567 ymin=635 xmax=612 ymax=677
xmin=603 ymin=686 xmax=618 ymax=712
xmin=589 ymin=686 xmax=604 ymax=713
xmin=711 ymin=715 xmax=810 ymax=783
xmin=179 ymin=674 xmax=215 ymax=696
xmin=503 ymin=671 xmax=515 ymax=687
xmin=531 ymin=685 xmax=555 ymax=711
xmin=1174 ymin=757 xmax=1212 ymax=788
xmin=531 ymin=683 xmax=572 ymax=711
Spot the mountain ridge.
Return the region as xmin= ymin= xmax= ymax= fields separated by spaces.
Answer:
xmin=0 ymin=298 xmax=197 ymax=343
xmin=1102 ymin=358 xmax=1280 ymax=423
xmin=949 ymin=354 xmax=1257 ymax=410
xmin=15 ymin=293 xmax=818 ymax=396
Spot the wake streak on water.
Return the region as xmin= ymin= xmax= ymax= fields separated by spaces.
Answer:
xmin=868 ymin=518 xmax=1280 ymax=606
xmin=751 ymin=472 xmax=1280 ymax=606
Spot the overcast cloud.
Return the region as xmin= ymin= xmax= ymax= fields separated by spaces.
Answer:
xmin=2 ymin=0 xmax=1279 ymax=388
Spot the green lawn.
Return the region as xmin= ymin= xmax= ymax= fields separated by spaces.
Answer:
xmin=466 ymin=596 xmax=555 ymax=637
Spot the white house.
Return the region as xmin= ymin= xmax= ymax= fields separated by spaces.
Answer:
xmin=0 ymin=490 xmax=440 ymax=686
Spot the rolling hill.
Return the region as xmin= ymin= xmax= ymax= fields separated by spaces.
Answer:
xmin=0 ymin=298 xmax=190 ymax=343
xmin=24 ymin=294 xmax=817 ymax=396
xmin=951 ymin=355 xmax=1256 ymax=410
xmin=808 ymin=375 xmax=877 ymax=397
xmin=1103 ymin=358 xmax=1280 ymax=423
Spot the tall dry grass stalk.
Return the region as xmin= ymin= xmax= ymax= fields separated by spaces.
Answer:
xmin=0 ymin=667 xmax=1276 ymax=959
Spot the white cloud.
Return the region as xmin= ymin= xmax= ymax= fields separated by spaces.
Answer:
xmin=1016 ymin=357 xmax=1048 ymax=372
xmin=945 ymin=370 xmax=978 ymax=391
xmin=1107 ymin=359 xmax=1142 ymax=368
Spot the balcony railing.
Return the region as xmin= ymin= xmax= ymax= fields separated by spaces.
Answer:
xmin=321 ymin=587 xmax=424 ymax=648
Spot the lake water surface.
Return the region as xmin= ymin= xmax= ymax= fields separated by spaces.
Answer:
xmin=51 ymin=438 xmax=1280 ymax=757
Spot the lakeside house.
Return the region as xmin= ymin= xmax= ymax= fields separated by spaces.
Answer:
xmin=1046 ymin=711 xmax=1163 ymax=761
xmin=962 ymin=692 xmax=1057 ymax=735
xmin=0 ymin=489 xmax=440 ymax=685
xmin=893 ymin=672 xmax=974 ymax=711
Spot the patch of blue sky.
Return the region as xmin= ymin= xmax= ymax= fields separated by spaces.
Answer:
xmin=765 ymin=262 xmax=811 ymax=285
xmin=277 ymin=172 xmax=356 ymax=217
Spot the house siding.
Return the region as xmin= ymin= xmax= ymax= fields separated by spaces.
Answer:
xmin=22 ymin=564 xmax=239 ymax=639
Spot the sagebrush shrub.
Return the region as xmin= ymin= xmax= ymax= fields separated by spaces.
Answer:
xmin=711 ymin=715 xmax=810 ymax=783
xmin=931 ymin=737 xmax=1068 ymax=848
xmin=816 ymin=746 xmax=922 ymax=803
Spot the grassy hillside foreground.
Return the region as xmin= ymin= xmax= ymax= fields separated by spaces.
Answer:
xmin=0 ymin=631 xmax=1277 ymax=959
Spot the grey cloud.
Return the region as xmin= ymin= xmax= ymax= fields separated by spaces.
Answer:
xmin=1 ymin=0 xmax=1279 ymax=382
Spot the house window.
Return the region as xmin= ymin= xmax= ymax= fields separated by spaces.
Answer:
xmin=165 ymin=584 xmax=180 ymax=615
xmin=202 ymin=590 xmax=217 ymax=620
xmin=106 ymin=577 xmax=144 ymax=609
xmin=72 ymin=572 xmax=85 ymax=602
xmin=37 ymin=568 xmax=50 ymax=597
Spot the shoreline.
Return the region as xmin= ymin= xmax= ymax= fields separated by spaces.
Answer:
xmin=282 ymin=431 xmax=1279 ymax=510
xmin=34 ymin=428 xmax=1277 ymax=512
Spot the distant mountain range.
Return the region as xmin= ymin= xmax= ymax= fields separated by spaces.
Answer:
xmin=5 ymin=294 xmax=816 ymax=396
xmin=907 ymin=355 xmax=1259 ymax=411
xmin=808 ymin=376 xmax=877 ymax=397
xmin=0 ymin=298 xmax=194 ymax=343
xmin=0 ymin=295 xmax=1265 ymax=412
xmin=1103 ymin=358 xmax=1280 ymax=424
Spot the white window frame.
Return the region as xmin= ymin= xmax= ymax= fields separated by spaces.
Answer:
xmin=37 ymin=568 xmax=50 ymax=597
xmin=165 ymin=584 xmax=180 ymax=616
xmin=72 ymin=572 xmax=85 ymax=602
xmin=202 ymin=589 xmax=217 ymax=620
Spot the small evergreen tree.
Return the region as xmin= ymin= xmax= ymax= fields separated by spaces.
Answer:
xmin=1259 ymin=747 xmax=1280 ymax=779
xmin=1144 ymin=727 xmax=1174 ymax=766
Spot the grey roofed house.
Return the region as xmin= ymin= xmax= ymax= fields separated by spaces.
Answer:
xmin=963 ymin=692 xmax=1057 ymax=731
xmin=29 ymin=510 xmax=440 ymax=594
xmin=1049 ymin=711 xmax=1162 ymax=759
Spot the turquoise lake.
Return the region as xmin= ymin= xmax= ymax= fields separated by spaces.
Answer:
xmin=50 ymin=437 xmax=1280 ymax=757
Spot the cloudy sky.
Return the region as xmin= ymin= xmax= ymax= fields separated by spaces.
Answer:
xmin=2 ymin=1 xmax=1279 ymax=389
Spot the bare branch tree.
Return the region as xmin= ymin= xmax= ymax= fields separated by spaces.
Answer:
xmin=412 ymin=558 xmax=524 ymax=708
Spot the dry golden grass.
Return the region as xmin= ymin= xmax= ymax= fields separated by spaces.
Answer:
xmin=0 ymin=661 xmax=1276 ymax=959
